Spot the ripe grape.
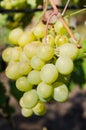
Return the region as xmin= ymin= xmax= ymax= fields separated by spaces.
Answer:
xmin=24 ymin=41 xmax=41 ymax=58
xmin=9 ymin=28 xmax=23 ymax=45
xmin=55 ymin=34 xmax=69 ymax=46
xmin=42 ymin=34 xmax=55 ymax=47
xmin=53 ymin=83 xmax=69 ymax=102
xmin=37 ymin=82 xmax=53 ymax=99
xmin=40 ymin=64 xmax=58 ymax=84
xmin=22 ymin=89 xmax=39 ymax=108
xmin=21 ymin=108 xmax=33 ymax=117
xmin=18 ymin=31 xmax=35 ymax=46
xmin=19 ymin=51 xmax=30 ymax=62
xmin=28 ymin=70 xmax=41 ymax=85
xmin=19 ymin=97 xmax=26 ymax=108
xmin=54 ymin=19 xmax=67 ymax=35
xmin=11 ymin=47 xmax=22 ymax=62
xmin=16 ymin=76 xmax=33 ymax=92
xmin=30 ymin=56 xmax=45 ymax=70
xmin=33 ymin=22 xmax=45 ymax=39
xmin=19 ymin=61 xmax=32 ymax=76
xmin=5 ymin=62 xmax=21 ymax=80
xmin=55 ymin=56 xmax=74 ymax=75
xmin=2 ymin=47 xmax=12 ymax=62
xmin=58 ymin=43 xmax=79 ymax=60
xmin=33 ymin=101 xmax=46 ymax=116
xmin=37 ymin=44 xmax=54 ymax=61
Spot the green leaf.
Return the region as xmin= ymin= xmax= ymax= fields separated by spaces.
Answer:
xmin=82 ymin=40 xmax=86 ymax=53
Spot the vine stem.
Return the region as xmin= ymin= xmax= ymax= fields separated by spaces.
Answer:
xmin=62 ymin=0 xmax=70 ymax=16
xmin=65 ymin=8 xmax=86 ymax=18
xmin=49 ymin=0 xmax=81 ymax=48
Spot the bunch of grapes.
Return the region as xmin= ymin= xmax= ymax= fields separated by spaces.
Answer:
xmin=0 ymin=0 xmax=42 ymax=9
xmin=2 ymin=19 xmax=80 ymax=117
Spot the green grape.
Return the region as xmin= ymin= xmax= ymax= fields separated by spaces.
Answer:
xmin=21 ymin=108 xmax=33 ymax=117
xmin=0 ymin=1 xmax=5 ymax=8
xmin=55 ymin=56 xmax=74 ymax=75
xmin=28 ymin=70 xmax=41 ymax=85
xmin=54 ymin=19 xmax=67 ymax=35
xmin=24 ymin=41 xmax=41 ymax=59
xmin=42 ymin=34 xmax=55 ymax=47
xmin=19 ymin=51 xmax=30 ymax=62
xmin=18 ymin=31 xmax=35 ymax=47
xmin=9 ymin=28 xmax=23 ymax=45
xmin=16 ymin=76 xmax=33 ymax=92
xmin=2 ymin=47 xmax=12 ymax=62
xmin=33 ymin=101 xmax=46 ymax=116
xmin=40 ymin=64 xmax=58 ymax=84
xmin=37 ymin=82 xmax=53 ymax=99
xmin=55 ymin=34 xmax=69 ymax=46
xmin=58 ymin=43 xmax=79 ymax=60
xmin=4 ymin=1 xmax=12 ymax=9
xmin=11 ymin=0 xmax=19 ymax=7
xmin=5 ymin=62 xmax=21 ymax=80
xmin=11 ymin=47 xmax=22 ymax=62
xmin=30 ymin=56 xmax=45 ymax=70
xmin=22 ymin=89 xmax=39 ymax=108
xmin=53 ymin=83 xmax=69 ymax=102
xmin=37 ymin=44 xmax=54 ymax=61
xmin=33 ymin=22 xmax=45 ymax=39
xmin=19 ymin=61 xmax=32 ymax=76
xmin=19 ymin=97 xmax=26 ymax=108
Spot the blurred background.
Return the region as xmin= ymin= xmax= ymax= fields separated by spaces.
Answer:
xmin=0 ymin=0 xmax=86 ymax=130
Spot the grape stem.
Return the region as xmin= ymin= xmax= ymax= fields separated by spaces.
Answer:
xmin=62 ymin=0 xmax=70 ymax=16
xmin=48 ymin=0 xmax=81 ymax=48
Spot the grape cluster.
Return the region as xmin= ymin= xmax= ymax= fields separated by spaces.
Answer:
xmin=2 ymin=20 xmax=80 ymax=117
xmin=0 ymin=0 xmax=27 ymax=9
xmin=0 ymin=0 xmax=38 ymax=9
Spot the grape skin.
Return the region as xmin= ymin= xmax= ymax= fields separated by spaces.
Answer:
xmin=9 ymin=28 xmax=23 ymax=45
xmin=33 ymin=101 xmax=46 ymax=116
xmin=22 ymin=89 xmax=39 ymax=108
xmin=23 ymin=41 xmax=41 ymax=59
xmin=30 ymin=56 xmax=45 ymax=70
xmin=21 ymin=108 xmax=33 ymax=117
xmin=18 ymin=31 xmax=35 ymax=46
xmin=58 ymin=43 xmax=79 ymax=60
xmin=37 ymin=82 xmax=53 ymax=99
xmin=37 ymin=44 xmax=54 ymax=61
xmin=16 ymin=76 xmax=33 ymax=92
xmin=40 ymin=64 xmax=58 ymax=84
xmin=53 ymin=83 xmax=69 ymax=102
xmin=55 ymin=56 xmax=74 ymax=75
xmin=28 ymin=70 xmax=41 ymax=85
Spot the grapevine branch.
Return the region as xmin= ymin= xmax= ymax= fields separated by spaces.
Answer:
xmin=48 ymin=0 xmax=81 ymax=48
